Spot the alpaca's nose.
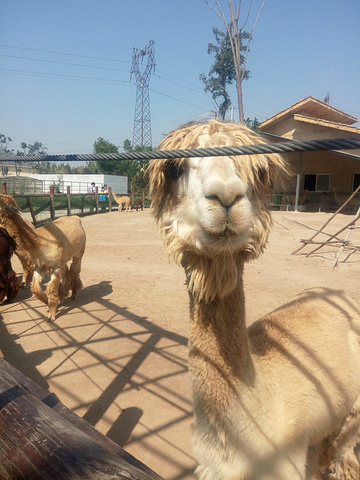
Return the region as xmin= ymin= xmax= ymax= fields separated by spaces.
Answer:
xmin=204 ymin=177 xmax=246 ymax=209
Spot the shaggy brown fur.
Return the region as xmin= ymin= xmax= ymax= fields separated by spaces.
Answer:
xmin=150 ymin=120 xmax=360 ymax=480
xmin=0 ymin=194 xmax=34 ymax=285
xmin=0 ymin=201 xmax=86 ymax=321
xmin=131 ymin=198 xmax=144 ymax=211
xmin=112 ymin=193 xmax=131 ymax=211
xmin=0 ymin=227 xmax=19 ymax=303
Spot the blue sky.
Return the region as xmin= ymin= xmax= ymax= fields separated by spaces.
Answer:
xmin=1 ymin=0 xmax=359 ymax=155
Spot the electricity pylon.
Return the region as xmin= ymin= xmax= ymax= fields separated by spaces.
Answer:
xmin=130 ymin=40 xmax=156 ymax=148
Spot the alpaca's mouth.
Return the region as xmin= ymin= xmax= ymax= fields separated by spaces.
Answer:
xmin=202 ymin=222 xmax=241 ymax=241
xmin=221 ymin=224 xmax=238 ymax=237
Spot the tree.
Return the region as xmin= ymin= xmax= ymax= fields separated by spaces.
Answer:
xmin=0 ymin=134 xmax=14 ymax=154
xmin=28 ymin=141 xmax=48 ymax=155
xmin=93 ymin=137 xmax=140 ymax=178
xmin=244 ymin=117 xmax=261 ymax=131
xmin=205 ymin=0 xmax=266 ymax=123
xmin=200 ymin=27 xmax=249 ymax=119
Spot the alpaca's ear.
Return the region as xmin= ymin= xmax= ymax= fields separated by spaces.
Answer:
xmin=0 ymin=202 xmax=21 ymax=214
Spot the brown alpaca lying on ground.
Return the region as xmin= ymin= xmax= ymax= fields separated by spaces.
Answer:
xmin=131 ymin=198 xmax=144 ymax=211
xmin=149 ymin=119 xmax=360 ymax=480
xmin=0 ymin=200 xmax=86 ymax=321
xmin=112 ymin=192 xmax=131 ymax=211
xmin=0 ymin=194 xmax=34 ymax=286
xmin=0 ymin=227 xmax=19 ymax=303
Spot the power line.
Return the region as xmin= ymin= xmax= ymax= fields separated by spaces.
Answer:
xmin=0 ymin=44 xmax=130 ymax=64
xmin=150 ymin=88 xmax=209 ymax=111
xmin=0 ymin=67 xmax=133 ymax=85
xmin=0 ymin=53 xmax=129 ymax=73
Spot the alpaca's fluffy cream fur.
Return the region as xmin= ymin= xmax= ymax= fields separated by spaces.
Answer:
xmin=149 ymin=120 xmax=360 ymax=479
xmin=112 ymin=193 xmax=131 ymax=211
xmin=0 ymin=197 xmax=86 ymax=321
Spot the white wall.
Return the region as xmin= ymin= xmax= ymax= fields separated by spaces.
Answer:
xmin=29 ymin=173 xmax=128 ymax=194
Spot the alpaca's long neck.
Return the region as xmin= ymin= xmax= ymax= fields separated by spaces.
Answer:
xmin=3 ymin=213 xmax=41 ymax=257
xmin=187 ymin=260 xmax=254 ymax=411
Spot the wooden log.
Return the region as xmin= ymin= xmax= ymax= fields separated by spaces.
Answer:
xmin=49 ymin=185 xmax=55 ymax=221
xmin=292 ymin=184 xmax=360 ymax=255
xmin=0 ymin=359 xmax=163 ymax=480
xmin=26 ymin=195 xmax=37 ymax=227
xmin=66 ymin=185 xmax=71 ymax=216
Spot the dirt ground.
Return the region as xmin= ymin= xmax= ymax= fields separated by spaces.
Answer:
xmin=1 ymin=208 xmax=360 ymax=480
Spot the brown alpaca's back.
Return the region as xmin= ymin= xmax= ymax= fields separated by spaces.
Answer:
xmin=0 ymin=194 xmax=34 ymax=285
xmin=0 ymin=200 xmax=86 ymax=321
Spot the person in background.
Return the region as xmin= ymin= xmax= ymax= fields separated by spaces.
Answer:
xmin=88 ymin=181 xmax=96 ymax=211
xmin=88 ymin=181 xmax=95 ymax=199
xmin=99 ymin=184 xmax=108 ymax=210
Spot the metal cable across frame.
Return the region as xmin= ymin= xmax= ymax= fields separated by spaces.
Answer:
xmin=0 ymin=137 xmax=360 ymax=163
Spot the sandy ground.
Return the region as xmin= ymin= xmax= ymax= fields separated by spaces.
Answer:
xmin=1 ymin=208 xmax=360 ymax=480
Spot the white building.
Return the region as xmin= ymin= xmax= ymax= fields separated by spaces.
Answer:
xmin=29 ymin=173 xmax=128 ymax=194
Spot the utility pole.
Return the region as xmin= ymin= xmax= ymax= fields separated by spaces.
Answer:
xmin=130 ymin=40 xmax=156 ymax=148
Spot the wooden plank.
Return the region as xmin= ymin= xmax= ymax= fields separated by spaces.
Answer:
xmin=49 ymin=185 xmax=55 ymax=221
xmin=66 ymin=186 xmax=71 ymax=216
xmin=0 ymin=359 xmax=163 ymax=480
xmin=26 ymin=195 xmax=37 ymax=227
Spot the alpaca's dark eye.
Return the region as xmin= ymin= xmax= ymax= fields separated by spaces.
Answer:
xmin=165 ymin=160 xmax=184 ymax=181
xmin=256 ymin=167 xmax=268 ymax=185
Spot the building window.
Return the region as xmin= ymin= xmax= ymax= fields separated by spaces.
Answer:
xmin=353 ymin=173 xmax=360 ymax=191
xmin=304 ymin=173 xmax=330 ymax=192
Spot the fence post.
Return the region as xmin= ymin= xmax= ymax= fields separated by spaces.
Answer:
xmin=49 ymin=185 xmax=55 ymax=221
xmin=66 ymin=186 xmax=71 ymax=216
xmin=95 ymin=186 xmax=99 ymax=214
xmin=108 ymin=187 xmax=112 ymax=211
xmin=1 ymin=182 xmax=7 ymax=194
xmin=26 ymin=196 xmax=37 ymax=227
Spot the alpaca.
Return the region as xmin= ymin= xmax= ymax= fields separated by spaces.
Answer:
xmin=0 ymin=227 xmax=19 ymax=303
xmin=333 ymin=188 xmax=360 ymax=214
xmin=0 ymin=200 xmax=86 ymax=322
xmin=0 ymin=194 xmax=34 ymax=286
xmin=149 ymin=120 xmax=360 ymax=480
xmin=281 ymin=189 xmax=309 ymax=207
xmin=131 ymin=197 xmax=144 ymax=211
xmin=112 ymin=192 xmax=131 ymax=212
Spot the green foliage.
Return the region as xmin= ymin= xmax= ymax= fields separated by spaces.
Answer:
xmin=0 ymin=134 xmax=14 ymax=154
xmin=93 ymin=137 xmax=124 ymax=175
xmin=51 ymin=174 xmax=64 ymax=193
xmin=244 ymin=117 xmax=261 ymax=131
xmin=93 ymin=137 xmax=153 ymax=190
xmin=93 ymin=137 xmax=119 ymax=154
xmin=1 ymin=133 xmax=152 ymax=191
xmin=122 ymin=139 xmax=153 ymax=193
xmin=131 ymin=164 xmax=150 ymax=193
xmin=200 ymin=27 xmax=250 ymax=119
xmin=28 ymin=141 xmax=48 ymax=155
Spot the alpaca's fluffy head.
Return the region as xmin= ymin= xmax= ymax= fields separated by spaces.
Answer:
xmin=150 ymin=120 xmax=288 ymax=300
xmin=0 ymin=194 xmax=21 ymax=212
